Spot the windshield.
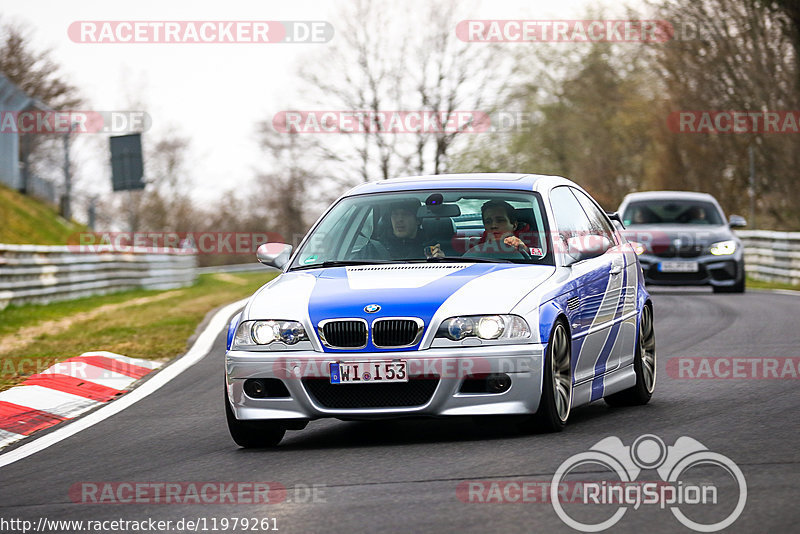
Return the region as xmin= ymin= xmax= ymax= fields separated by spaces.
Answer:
xmin=289 ymin=190 xmax=553 ymax=269
xmin=622 ymin=200 xmax=723 ymax=226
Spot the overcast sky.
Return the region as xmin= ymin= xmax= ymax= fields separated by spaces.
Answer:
xmin=2 ymin=0 xmax=634 ymax=217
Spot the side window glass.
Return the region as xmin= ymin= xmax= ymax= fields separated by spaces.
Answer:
xmin=571 ymin=189 xmax=616 ymax=243
xmin=549 ymin=187 xmax=593 ymax=251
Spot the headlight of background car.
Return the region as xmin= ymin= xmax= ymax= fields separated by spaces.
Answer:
xmin=436 ymin=315 xmax=531 ymax=341
xmin=709 ymin=240 xmax=737 ymax=255
xmin=233 ymin=320 xmax=308 ymax=347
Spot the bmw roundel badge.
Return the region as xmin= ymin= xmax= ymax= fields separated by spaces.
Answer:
xmin=364 ymin=304 xmax=381 ymax=313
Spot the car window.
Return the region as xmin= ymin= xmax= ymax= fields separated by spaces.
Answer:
xmin=571 ymin=189 xmax=616 ymax=243
xmin=289 ymin=190 xmax=553 ymax=269
xmin=622 ymin=200 xmax=723 ymax=225
xmin=549 ymin=186 xmax=595 ymax=250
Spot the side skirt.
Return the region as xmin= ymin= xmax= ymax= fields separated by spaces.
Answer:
xmin=571 ymin=364 xmax=636 ymax=407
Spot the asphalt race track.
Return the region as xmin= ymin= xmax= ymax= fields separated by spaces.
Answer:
xmin=1 ymin=288 xmax=798 ymax=533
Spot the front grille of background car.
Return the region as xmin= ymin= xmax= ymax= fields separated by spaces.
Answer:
xmin=321 ymin=320 xmax=367 ymax=348
xmin=302 ymin=378 xmax=439 ymax=409
xmin=373 ymin=319 xmax=420 ymax=347
xmin=651 ymin=245 xmax=705 ymax=258
xmin=648 ymin=265 xmax=708 ymax=282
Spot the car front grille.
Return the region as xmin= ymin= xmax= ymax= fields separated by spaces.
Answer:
xmin=320 ymin=320 xmax=367 ymax=348
xmin=651 ymin=245 xmax=704 ymax=258
xmin=302 ymin=378 xmax=439 ymax=409
xmin=372 ymin=319 xmax=421 ymax=347
xmin=647 ymin=265 xmax=708 ymax=282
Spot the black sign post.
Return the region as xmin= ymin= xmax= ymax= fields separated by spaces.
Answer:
xmin=109 ymin=134 xmax=145 ymax=191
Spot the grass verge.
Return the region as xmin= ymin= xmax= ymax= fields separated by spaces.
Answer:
xmin=0 ymin=271 xmax=276 ymax=392
xmin=746 ymin=276 xmax=800 ymax=291
xmin=0 ymin=183 xmax=86 ymax=244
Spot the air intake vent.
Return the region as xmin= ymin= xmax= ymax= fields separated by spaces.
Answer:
xmin=302 ymin=378 xmax=438 ymax=408
xmin=567 ymin=296 xmax=580 ymax=311
xmin=372 ymin=318 xmax=423 ymax=347
xmin=319 ymin=320 xmax=367 ymax=348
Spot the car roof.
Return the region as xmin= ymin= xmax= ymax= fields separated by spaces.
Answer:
xmin=344 ymin=173 xmax=570 ymax=195
xmin=621 ymin=190 xmax=719 ymax=202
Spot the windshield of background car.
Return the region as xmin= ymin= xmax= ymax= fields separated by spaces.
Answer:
xmin=622 ymin=200 xmax=724 ymax=226
xmin=288 ymin=190 xmax=553 ymax=269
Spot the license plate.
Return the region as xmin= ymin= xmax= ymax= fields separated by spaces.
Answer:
xmin=330 ymin=361 xmax=408 ymax=384
xmin=659 ymin=261 xmax=699 ymax=272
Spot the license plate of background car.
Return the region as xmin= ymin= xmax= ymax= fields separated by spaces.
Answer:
xmin=658 ymin=261 xmax=699 ymax=272
xmin=329 ymin=361 xmax=408 ymax=384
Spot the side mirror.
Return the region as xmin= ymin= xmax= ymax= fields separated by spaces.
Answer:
xmin=564 ymin=235 xmax=612 ymax=265
xmin=606 ymin=212 xmax=626 ymax=229
xmin=728 ymin=215 xmax=747 ymax=228
xmin=256 ymin=243 xmax=293 ymax=269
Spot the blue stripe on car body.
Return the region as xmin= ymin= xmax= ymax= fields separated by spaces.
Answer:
xmin=590 ymin=267 xmax=628 ymax=401
xmin=307 ymin=263 xmax=525 ymax=352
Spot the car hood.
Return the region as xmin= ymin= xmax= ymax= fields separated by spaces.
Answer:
xmin=622 ymin=224 xmax=735 ymax=251
xmin=245 ymin=263 xmax=555 ymax=347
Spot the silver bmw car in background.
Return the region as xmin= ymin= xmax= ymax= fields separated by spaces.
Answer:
xmin=618 ymin=191 xmax=747 ymax=293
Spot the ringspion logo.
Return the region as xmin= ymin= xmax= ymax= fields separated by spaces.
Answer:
xmin=550 ymin=435 xmax=746 ymax=532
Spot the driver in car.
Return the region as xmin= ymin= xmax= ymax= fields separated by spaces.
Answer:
xmin=357 ymin=199 xmax=445 ymax=259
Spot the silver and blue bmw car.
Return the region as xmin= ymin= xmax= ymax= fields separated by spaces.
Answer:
xmin=225 ymin=174 xmax=656 ymax=447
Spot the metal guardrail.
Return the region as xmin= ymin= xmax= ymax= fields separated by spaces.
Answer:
xmin=736 ymin=230 xmax=800 ymax=285
xmin=0 ymin=244 xmax=197 ymax=309
xmin=196 ymin=263 xmax=273 ymax=275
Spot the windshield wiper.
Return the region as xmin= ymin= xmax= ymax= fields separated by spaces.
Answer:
xmin=290 ymin=259 xmax=397 ymax=271
xmin=405 ymin=256 xmax=513 ymax=264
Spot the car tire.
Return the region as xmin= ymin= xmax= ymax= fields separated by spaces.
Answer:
xmin=605 ymin=304 xmax=656 ymax=407
xmin=524 ymin=320 xmax=572 ymax=432
xmin=225 ymin=386 xmax=286 ymax=448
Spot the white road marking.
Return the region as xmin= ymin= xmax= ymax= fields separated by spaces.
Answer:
xmin=0 ymin=298 xmax=248 ymax=469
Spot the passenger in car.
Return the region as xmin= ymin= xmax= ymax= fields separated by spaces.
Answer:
xmin=463 ymin=200 xmax=533 ymax=256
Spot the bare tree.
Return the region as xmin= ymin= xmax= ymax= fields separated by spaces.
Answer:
xmin=0 ymin=21 xmax=83 ymax=200
xmin=288 ymin=0 xmax=509 ymax=186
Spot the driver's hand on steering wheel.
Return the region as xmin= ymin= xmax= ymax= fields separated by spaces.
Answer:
xmin=426 ymin=243 xmax=446 ymax=258
xmin=503 ymin=235 xmax=526 ymax=252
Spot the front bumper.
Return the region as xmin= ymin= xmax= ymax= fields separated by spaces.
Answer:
xmin=225 ymin=344 xmax=544 ymax=420
xmin=638 ymin=253 xmax=743 ymax=287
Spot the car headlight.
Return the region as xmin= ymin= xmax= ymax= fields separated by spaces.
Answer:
xmin=233 ymin=320 xmax=308 ymax=347
xmin=710 ymin=240 xmax=737 ymax=255
xmin=437 ymin=315 xmax=531 ymax=341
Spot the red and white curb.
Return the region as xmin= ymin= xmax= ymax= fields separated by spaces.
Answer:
xmin=0 ymin=351 xmax=161 ymax=449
